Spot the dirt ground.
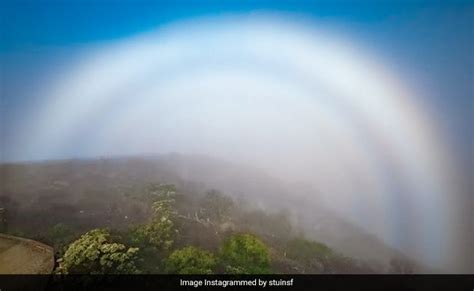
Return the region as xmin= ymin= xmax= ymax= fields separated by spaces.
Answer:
xmin=0 ymin=234 xmax=54 ymax=274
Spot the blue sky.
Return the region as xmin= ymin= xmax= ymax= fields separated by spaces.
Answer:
xmin=1 ymin=1 xmax=472 ymax=49
xmin=2 ymin=0 xmax=472 ymax=161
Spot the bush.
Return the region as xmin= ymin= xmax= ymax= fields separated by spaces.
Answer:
xmin=129 ymin=184 xmax=177 ymax=250
xmin=286 ymin=238 xmax=333 ymax=263
xmin=56 ymin=229 xmax=140 ymax=274
xmin=165 ymin=246 xmax=217 ymax=274
xmin=219 ymin=233 xmax=271 ymax=274
xmin=284 ymin=238 xmax=333 ymax=273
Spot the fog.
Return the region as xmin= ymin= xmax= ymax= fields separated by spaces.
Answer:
xmin=2 ymin=16 xmax=472 ymax=272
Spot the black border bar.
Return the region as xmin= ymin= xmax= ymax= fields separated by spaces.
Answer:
xmin=0 ymin=274 xmax=472 ymax=291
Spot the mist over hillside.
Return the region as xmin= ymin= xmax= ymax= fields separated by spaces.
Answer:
xmin=0 ymin=154 xmax=426 ymax=272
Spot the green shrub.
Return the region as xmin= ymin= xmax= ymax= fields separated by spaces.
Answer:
xmin=56 ymin=229 xmax=140 ymax=274
xmin=219 ymin=233 xmax=271 ymax=274
xmin=165 ymin=246 xmax=217 ymax=274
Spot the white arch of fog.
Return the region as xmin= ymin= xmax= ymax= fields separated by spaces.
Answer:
xmin=22 ymin=16 xmax=465 ymax=271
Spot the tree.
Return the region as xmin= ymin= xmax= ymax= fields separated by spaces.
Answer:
xmin=219 ymin=233 xmax=271 ymax=274
xmin=285 ymin=238 xmax=333 ymax=263
xmin=165 ymin=246 xmax=217 ymax=274
xmin=237 ymin=209 xmax=293 ymax=245
xmin=129 ymin=184 xmax=177 ymax=250
xmin=48 ymin=223 xmax=74 ymax=251
xmin=56 ymin=229 xmax=140 ymax=274
xmin=199 ymin=190 xmax=234 ymax=223
xmin=284 ymin=238 xmax=334 ymax=273
xmin=284 ymin=238 xmax=373 ymax=273
xmin=145 ymin=183 xmax=177 ymax=203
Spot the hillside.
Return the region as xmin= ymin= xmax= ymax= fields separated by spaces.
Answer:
xmin=0 ymin=154 xmax=420 ymax=273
